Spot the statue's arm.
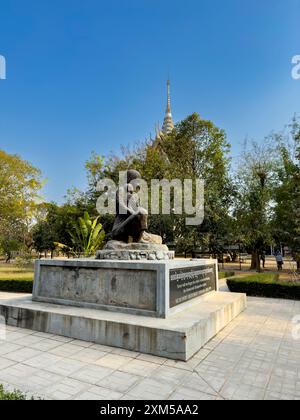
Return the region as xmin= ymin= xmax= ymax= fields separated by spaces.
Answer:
xmin=117 ymin=188 xmax=135 ymax=215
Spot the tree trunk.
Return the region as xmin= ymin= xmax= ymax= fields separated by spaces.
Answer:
xmin=250 ymin=250 xmax=261 ymax=272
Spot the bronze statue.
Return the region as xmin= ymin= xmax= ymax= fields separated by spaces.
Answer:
xmin=111 ymin=170 xmax=151 ymax=243
xmin=97 ymin=169 xmax=173 ymax=259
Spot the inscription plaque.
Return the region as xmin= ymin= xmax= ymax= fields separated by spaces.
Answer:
xmin=169 ymin=264 xmax=217 ymax=308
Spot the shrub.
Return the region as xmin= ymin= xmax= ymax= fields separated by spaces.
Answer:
xmin=0 ymin=384 xmax=28 ymax=400
xmin=14 ymin=255 xmax=35 ymax=270
xmin=227 ymin=273 xmax=300 ymax=300
xmin=0 ymin=278 xmax=33 ymax=293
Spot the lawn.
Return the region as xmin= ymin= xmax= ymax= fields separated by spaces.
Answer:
xmin=0 ymin=264 xmax=34 ymax=293
xmin=219 ymin=271 xmax=235 ymax=279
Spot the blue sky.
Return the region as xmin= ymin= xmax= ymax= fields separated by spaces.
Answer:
xmin=0 ymin=0 xmax=299 ymax=202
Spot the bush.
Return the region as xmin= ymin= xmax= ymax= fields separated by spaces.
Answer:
xmin=0 ymin=278 xmax=33 ymax=293
xmin=14 ymin=255 xmax=35 ymax=270
xmin=0 ymin=384 xmax=28 ymax=400
xmin=227 ymin=273 xmax=300 ymax=300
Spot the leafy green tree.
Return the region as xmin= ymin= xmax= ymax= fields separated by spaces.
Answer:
xmin=0 ymin=239 xmax=22 ymax=263
xmin=32 ymin=221 xmax=56 ymax=258
xmin=273 ymin=118 xmax=300 ymax=269
xmin=0 ymin=150 xmax=43 ymax=257
xmin=233 ymin=142 xmax=275 ymax=271
xmin=162 ymin=113 xmax=234 ymax=255
xmin=83 ymin=114 xmax=234 ymax=255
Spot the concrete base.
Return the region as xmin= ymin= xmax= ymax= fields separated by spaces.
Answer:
xmin=0 ymin=291 xmax=246 ymax=361
xmin=32 ymin=259 xmax=219 ymax=318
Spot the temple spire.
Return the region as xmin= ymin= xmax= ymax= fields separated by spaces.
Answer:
xmin=162 ymin=79 xmax=174 ymax=135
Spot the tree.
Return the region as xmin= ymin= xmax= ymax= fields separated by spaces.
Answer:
xmin=162 ymin=113 xmax=234 ymax=255
xmin=32 ymin=220 xmax=57 ymax=258
xmin=273 ymin=118 xmax=300 ymax=269
xmin=32 ymin=203 xmax=87 ymax=257
xmin=83 ymin=113 xmax=234 ymax=255
xmin=0 ymin=150 xmax=43 ymax=258
xmin=0 ymin=239 xmax=22 ymax=263
xmin=233 ymin=142 xmax=275 ymax=271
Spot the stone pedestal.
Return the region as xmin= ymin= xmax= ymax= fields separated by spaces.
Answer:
xmin=0 ymin=258 xmax=247 ymax=361
xmin=96 ymin=241 xmax=175 ymax=261
xmin=32 ymin=259 xmax=219 ymax=318
xmin=0 ymin=291 xmax=246 ymax=361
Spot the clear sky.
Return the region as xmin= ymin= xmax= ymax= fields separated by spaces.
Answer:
xmin=0 ymin=0 xmax=299 ymax=202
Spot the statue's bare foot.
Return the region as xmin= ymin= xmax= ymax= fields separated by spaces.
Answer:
xmin=138 ymin=231 xmax=163 ymax=245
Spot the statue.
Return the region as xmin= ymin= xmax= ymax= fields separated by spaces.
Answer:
xmin=111 ymin=170 xmax=150 ymax=243
xmin=96 ymin=169 xmax=174 ymax=260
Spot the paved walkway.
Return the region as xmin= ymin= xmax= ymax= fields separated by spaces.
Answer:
xmin=0 ymin=291 xmax=300 ymax=400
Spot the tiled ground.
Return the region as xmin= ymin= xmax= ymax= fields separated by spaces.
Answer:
xmin=0 ymin=290 xmax=300 ymax=400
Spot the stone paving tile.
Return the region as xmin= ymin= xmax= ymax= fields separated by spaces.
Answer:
xmin=89 ymin=343 xmax=114 ymax=353
xmin=163 ymin=356 xmax=201 ymax=371
xmin=169 ymin=387 xmax=217 ymax=400
xmin=1 ymin=295 xmax=300 ymax=400
xmin=49 ymin=343 xmax=84 ymax=357
xmin=148 ymin=365 xmax=189 ymax=386
xmin=70 ymin=365 xmax=114 ymax=384
xmin=192 ymin=348 xmax=211 ymax=362
xmin=43 ymin=377 xmax=89 ymax=400
xmin=23 ymin=352 xmax=63 ymax=369
xmin=28 ymin=338 xmax=62 ymax=352
xmin=69 ymin=348 xmax=107 ymax=364
xmin=98 ymin=370 xmax=141 ymax=393
xmin=69 ymin=339 xmax=93 ymax=348
xmin=31 ymin=331 xmax=55 ymax=339
xmin=0 ymin=363 xmax=39 ymax=388
xmin=0 ymin=341 xmax=22 ymax=356
xmin=136 ymin=353 xmax=167 ymax=365
xmin=127 ymin=378 xmax=175 ymax=400
xmin=221 ymin=382 xmax=266 ymax=400
xmin=181 ymin=372 xmax=218 ymax=397
xmin=5 ymin=331 xmax=33 ymax=342
xmin=74 ymin=386 xmax=123 ymax=400
xmin=0 ymin=356 xmax=17 ymax=370
xmin=21 ymin=369 xmax=63 ymax=393
xmin=110 ymin=347 xmax=140 ymax=358
xmin=95 ymin=354 xmax=133 ymax=369
xmin=264 ymin=390 xmax=299 ymax=400
xmin=49 ymin=335 xmax=74 ymax=343
xmin=4 ymin=347 xmax=43 ymax=363
xmin=119 ymin=359 xmax=160 ymax=377
xmin=13 ymin=334 xmax=47 ymax=347
xmin=43 ymin=358 xmax=87 ymax=376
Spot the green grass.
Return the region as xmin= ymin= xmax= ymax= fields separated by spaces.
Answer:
xmin=227 ymin=273 xmax=300 ymax=300
xmin=0 ymin=264 xmax=34 ymax=280
xmin=231 ymin=273 xmax=279 ymax=283
xmin=0 ymin=264 xmax=34 ymax=293
xmin=219 ymin=271 xmax=235 ymax=280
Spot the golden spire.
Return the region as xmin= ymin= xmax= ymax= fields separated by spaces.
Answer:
xmin=162 ymin=80 xmax=174 ymax=135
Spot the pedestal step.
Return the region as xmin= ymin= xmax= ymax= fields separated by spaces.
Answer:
xmin=0 ymin=291 xmax=246 ymax=361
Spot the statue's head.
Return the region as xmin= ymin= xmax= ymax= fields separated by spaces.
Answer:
xmin=127 ymin=169 xmax=142 ymax=184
